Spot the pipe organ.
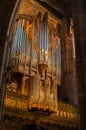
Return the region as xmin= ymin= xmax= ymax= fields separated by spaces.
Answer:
xmin=8 ymin=12 xmax=61 ymax=112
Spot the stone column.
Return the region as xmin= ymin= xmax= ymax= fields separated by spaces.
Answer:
xmin=61 ymin=18 xmax=78 ymax=105
xmin=71 ymin=0 xmax=86 ymax=130
xmin=0 ymin=0 xmax=22 ymax=128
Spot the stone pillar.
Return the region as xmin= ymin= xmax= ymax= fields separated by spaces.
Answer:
xmin=61 ymin=18 xmax=78 ymax=105
xmin=71 ymin=0 xmax=86 ymax=130
xmin=0 ymin=0 xmax=22 ymax=128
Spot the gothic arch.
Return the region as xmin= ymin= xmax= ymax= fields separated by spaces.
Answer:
xmin=0 ymin=0 xmax=23 ymax=127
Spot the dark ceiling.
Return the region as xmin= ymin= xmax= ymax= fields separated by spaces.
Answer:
xmin=36 ymin=0 xmax=72 ymax=18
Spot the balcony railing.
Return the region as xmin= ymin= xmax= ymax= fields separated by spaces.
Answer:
xmin=4 ymin=90 xmax=28 ymax=110
xmin=58 ymin=101 xmax=80 ymax=120
xmin=4 ymin=90 xmax=80 ymax=121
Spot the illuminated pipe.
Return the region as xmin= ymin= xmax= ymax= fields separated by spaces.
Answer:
xmin=42 ymin=16 xmax=45 ymax=61
xmin=24 ymin=28 xmax=27 ymax=66
xmin=19 ymin=19 xmax=23 ymax=65
xmin=41 ymin=21 xmax=43 ymax=57
xmin=14 ymin=26 xmax=17 ymax=65
xmin=13 ymin=19 xmax=20 ymax=65
xmin=21 ymin=19 xmax=24 ymax=54
xmin=51 ymin=28 xmax=53 ymax=76
xmin=46 ymin=13 xmax=48 ymax=52
xmin=20 ymin=19 xmax=24 ymax=65
xmin=44 ymin=16 xmax=46 ymax=51
xmin=40 ymin=22 xmax=41 ymax=53
xmin=45 ymin=15 xmax=47 ymax=52
xmin=44 ymin=12 xmax=48 ymax=61
xmin=22 ymin=20 xmax=26 ymax=66
xmin=15 ymin=21 xmax=19 ymax=55
xmin=16 ymin=20 xmax=21 ymax=65
xmin=41 ymin=17 xmax=45 ymax=61
xmin=40 ymin=21 xmax=42 ymax=56
xmin=21 ymin=21 xmax=25 ymax=65
xmin=42 ymin=20 xmax=44 ymax=60
xmin=11 ymin=20 xmax=18 ymax=65
xmin=45 ymin=16 xmax=47 ymax=52
xmin=36 ymin=17 xmax=40 ymax=64
xmin=42 ymin=20 xmax=44 ymax=56
xmin=44 ymin=16 xmax=46 ymax=60
xmin=41 ymin=21 xmax=43 ymax=55
xmin=29 ymin=17 xmax=35 ymax=74
xmin=45 ymin=13 xmax=48 ymax=61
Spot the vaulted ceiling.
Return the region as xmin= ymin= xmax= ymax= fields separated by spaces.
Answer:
xmin=18 ymin=0 xmax=71 ymax=19
xmin=18 ymin=0 xmax=60 ymax=25
xmin=36 ymin=0 xmax=72 ymax=18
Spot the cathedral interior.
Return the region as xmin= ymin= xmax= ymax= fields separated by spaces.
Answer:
xmin=0 ymin=0 xmax=86 ymax=130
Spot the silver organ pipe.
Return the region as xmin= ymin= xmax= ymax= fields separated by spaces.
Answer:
xmin=16 ymin=20 xmax=20 ymax=65
xmin=40 ymin=12 xmax=48 ymax=62
xmin=21 ymin=20 xmax=25 ymax=55
xmin=42 ymin=20 xmax=44 ymax=61
xmin=19 ymin=20 xmax=22 ymax=64
xmin=23 ymin=20 xmax=27 ymax=68
xmin=45 ymin=13 xmax=48 ymax=62
xmin=44 ymin=16 xmax=46 ymax=61
xmin=41 ymin=22 xmax=43 ymax=55
xmin=46 ymin=13 xmax=48 ymax=52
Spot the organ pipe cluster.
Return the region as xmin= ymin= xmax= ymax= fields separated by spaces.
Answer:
xmin=9 ymin=11 xmax=61 ymax=111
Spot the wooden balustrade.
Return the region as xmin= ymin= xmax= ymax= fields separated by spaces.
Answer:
xmin=4 ymin=91 xmax=80 ymax=122
xmin=4 ymin=90 xmax=28 ymax=110
xmin=58 ymin=101 xmax=80 ymax=120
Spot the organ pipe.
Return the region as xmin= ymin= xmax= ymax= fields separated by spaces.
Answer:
xmin=42 ymin=20 xmax=44 ymax=60
xmin=29 ymin=17 xmax=35 ymax=74
xmin=23 ymin=20 xmax=28 ymax=72
xmin=44 ymin=16 xmax=46 ymax=61
xmin=40 ymin=21 xmax=42 ymax=53
xmin=37 ymin=12 xmax=41 ymax=64
xmin=40 ymin=12 xmax=48 ymax=62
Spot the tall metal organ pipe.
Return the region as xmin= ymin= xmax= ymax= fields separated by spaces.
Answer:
xmin=40 ymin=12 xmax=48 ymax=62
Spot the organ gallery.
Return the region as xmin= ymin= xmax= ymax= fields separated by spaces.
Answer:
xmin=2 ymin=0 xmax=80 ymax=130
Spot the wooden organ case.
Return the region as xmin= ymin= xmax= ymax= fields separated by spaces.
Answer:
xmin=7 ymin=11 xmax=61 ymax=113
